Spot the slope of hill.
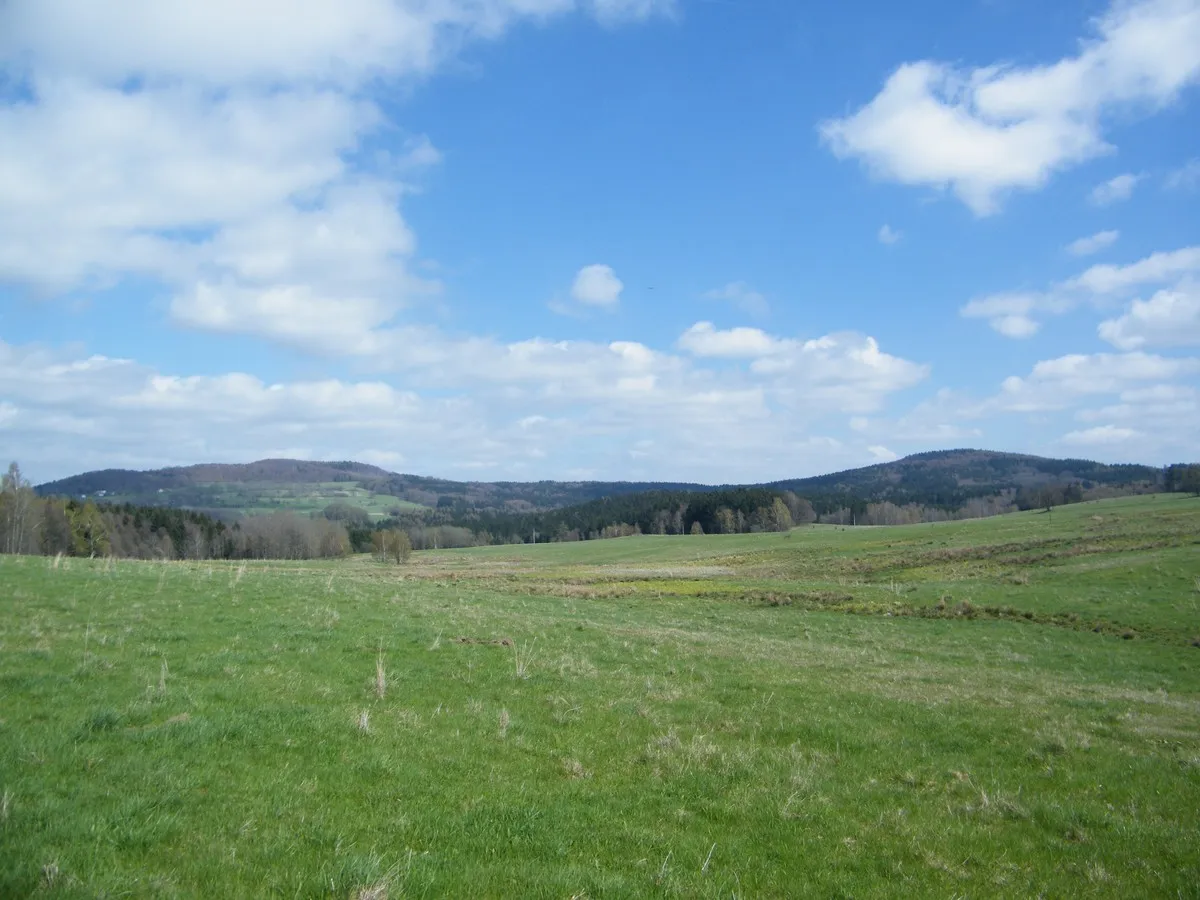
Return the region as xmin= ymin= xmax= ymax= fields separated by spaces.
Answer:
xmin=37 ymin=459 xmax=392 ymax=495
xmin=34 ymin=460 xmax=412 ymax=520
xmin=770 ymin=449 xmax=1161 ymax=509
xmin=34 ymin=449 xmax=1163 ymax=520
xmin=34 ymin=460 xmax=712 ymax=518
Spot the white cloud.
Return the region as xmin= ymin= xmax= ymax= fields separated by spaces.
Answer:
xmin=677 ymin=322 xmax=782 ymax=358
xmin=589 ymin=0 xmax=677 ymax=24
xmin=1089 ymin=172 xmax=1144 ymax=205
xmin=878 ymin=224 xmax=902 ymax=245
xmin=1068 ymin=245 xmax=1200 ymax=293
xmin=0 ymin=82 xmax=375 ymax=292
xmin=392 ymin=135 xmax=444 ymax=171
xmin=1059 ymin=425 xmax=1140 ymax=446
xmin=0 ymin=338 xmax=452 ymax=479
xmin=1066 ymin=229 xmax=1119 ymax=256
xmin=750 ymin=333 xmax=930 ymax=415
xmin=0 ymin=0 xmax=653 ymax=344
xmin=0 ymin=1 xmax=951 ymax=485
xmin=1166 ymin=157 xmax=1200 ymax=190
xmin=0 ymin=331 xmax=931 ymax=483
xmin=996 ymin=351 xmax=1200 ymax=412
xmin=172 ymin=284 xmax=399 ymax=356
xmin=873 ymin=389 xmax=987 ymax=444
xmin=165 ymin=181 xmax=437 ymax=354
xmin=1075 ymin=383 xmax=1199 ymax=426
xmin=569 ymin=264 xmax=624 ymax=308
xmin=703 ymin=282 xmax=769 ymax=317
xmin=676 ymin=324 xmax=929 ymax=409
xmin=960 ymin=292 xmax=1053 ymax=337
xmin=853 ymin=352 xmax=1199 ymax=463
xmin=962 ymin=245 xmax=1200 ymax=336
xmin=992 ymin=315 xmax=1041 ymax=339
xmin=1098 ymin=281 xmax=1200 ymax=349
xmin=0 ymin=1 xmax=645 ymax=87
xmin=868 ymin=445 xmax=898 ymax=462
xmin=820 ymin=0 xmax=1200 ymax=214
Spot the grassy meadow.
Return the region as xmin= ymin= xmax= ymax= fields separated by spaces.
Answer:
xmin=1 ymin=494 xmax=1199 ymax=897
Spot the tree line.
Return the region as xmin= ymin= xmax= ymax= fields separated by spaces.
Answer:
xmin=1 ymin=463 xmax=353 ymax=560
xmin=7 ymin=458 xmax=1196 ymax=561
xmin=1164 ymin=464 xmax=1200 ymax=496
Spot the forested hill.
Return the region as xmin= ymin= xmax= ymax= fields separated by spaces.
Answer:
xmin=36 ymin=459 xmax=393 ymax=495
xmin=769 ymin=449 xmax=1162 ymax=510
xmin=34 ymin=449 xmax=1163 ymax=520
xmin=34 ymin=460 xmax=712 ymax=516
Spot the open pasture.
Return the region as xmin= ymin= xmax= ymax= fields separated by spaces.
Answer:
xmin=1 ymin=495 xmax=1199 ymax=897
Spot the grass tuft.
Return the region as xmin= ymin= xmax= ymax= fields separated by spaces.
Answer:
xmin=40 ymin=861 xmax=59 ymax=889
xmin=513 ymin=639 xmax=535 ymax=680
xmin=561 ymin=758 xmax=590 ymax=779
xmin=375 ymin=649 xmax=387 ymax=699
xmin=354 ymin=881 xmax=390 ymax=900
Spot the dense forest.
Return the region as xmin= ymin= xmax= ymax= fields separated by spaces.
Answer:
xmin=2 ymin=464 xmax=352 ymax=560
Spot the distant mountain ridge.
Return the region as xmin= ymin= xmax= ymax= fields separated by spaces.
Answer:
xmin=36 ymin=450 xmax=1162 ymax=518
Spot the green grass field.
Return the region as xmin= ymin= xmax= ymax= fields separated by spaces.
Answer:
xmin=2 ymin=495 xmax=1198 ymax=897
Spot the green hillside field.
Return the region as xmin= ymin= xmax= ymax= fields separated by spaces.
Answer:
xmin=94 ymin=481 xmax=426 ymax=520
xmin=1 ymin=494 xmax=1198 ymax=896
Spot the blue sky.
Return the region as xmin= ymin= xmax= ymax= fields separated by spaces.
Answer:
xmin=1 ymin=0 xmax=1198 ymax=484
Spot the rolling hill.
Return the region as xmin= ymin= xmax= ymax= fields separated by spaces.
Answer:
xmin=771 ymin=449 xmax=1161 ymax=508
xmin=35 ymin=450 xmax=1163 ymax=520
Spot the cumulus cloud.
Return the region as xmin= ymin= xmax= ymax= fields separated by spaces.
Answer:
xmin=0 ymin=1 xmax=657 ymax=87
xmin=1066 ymin=229 xmax=1119 ymax=256
xmin=676 ymin=323 xmax=929 ymax=409
xmin=753 ymin=333 xmax=930 ymax=414
xmin=1089 ymin=172 xmax=1144 ymax=205
xmin=0 ymin=330 xmax=931 ymax=483
xmin=0 ymin=83 xmax=377 ymax=293
xmin=590 ymin=0 xmax=677 ymax=24
xmin=960 ymin=292 xmax=1055 ymax=337
xmin=1098 ymin=281 xmax=1200 ymax=349
xmin=820 ymin=0 xmax=1200 ymax=214
xmin=0 ymin=0 xmax=663 ymax=356
xmin=1074 ymin=383 xmax=1198 ymax=427
xmin=1166 ymin=157 xmax=1200 ymax=190
xmin=1059 ymin=425 xmax=1140 ymax=445
xmin=1067 ymin=245 xmax=1200 ymax=294
xmin=677 ymin=322 xmax=782 ymax=358
xmin=569 ymin=264 xmax=624 ymax=308
xmin=996 ymin=351 xmax=1200 ymax=412
xmin=1059 ymin=379 xmax=1199 ymax=464
xmin=878 ymin=224 xmax=902 ymax=245
xmin=962 ymin=245 xmax=1200 ymax=336
xmin=703 ymin=282 xmax=769 ymax=317
xmin=845 ymin=348 xmax=1200 ymax=463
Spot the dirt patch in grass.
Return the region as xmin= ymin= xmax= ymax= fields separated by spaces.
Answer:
xmin=454 ymin=636 xmax=515 ymax=647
